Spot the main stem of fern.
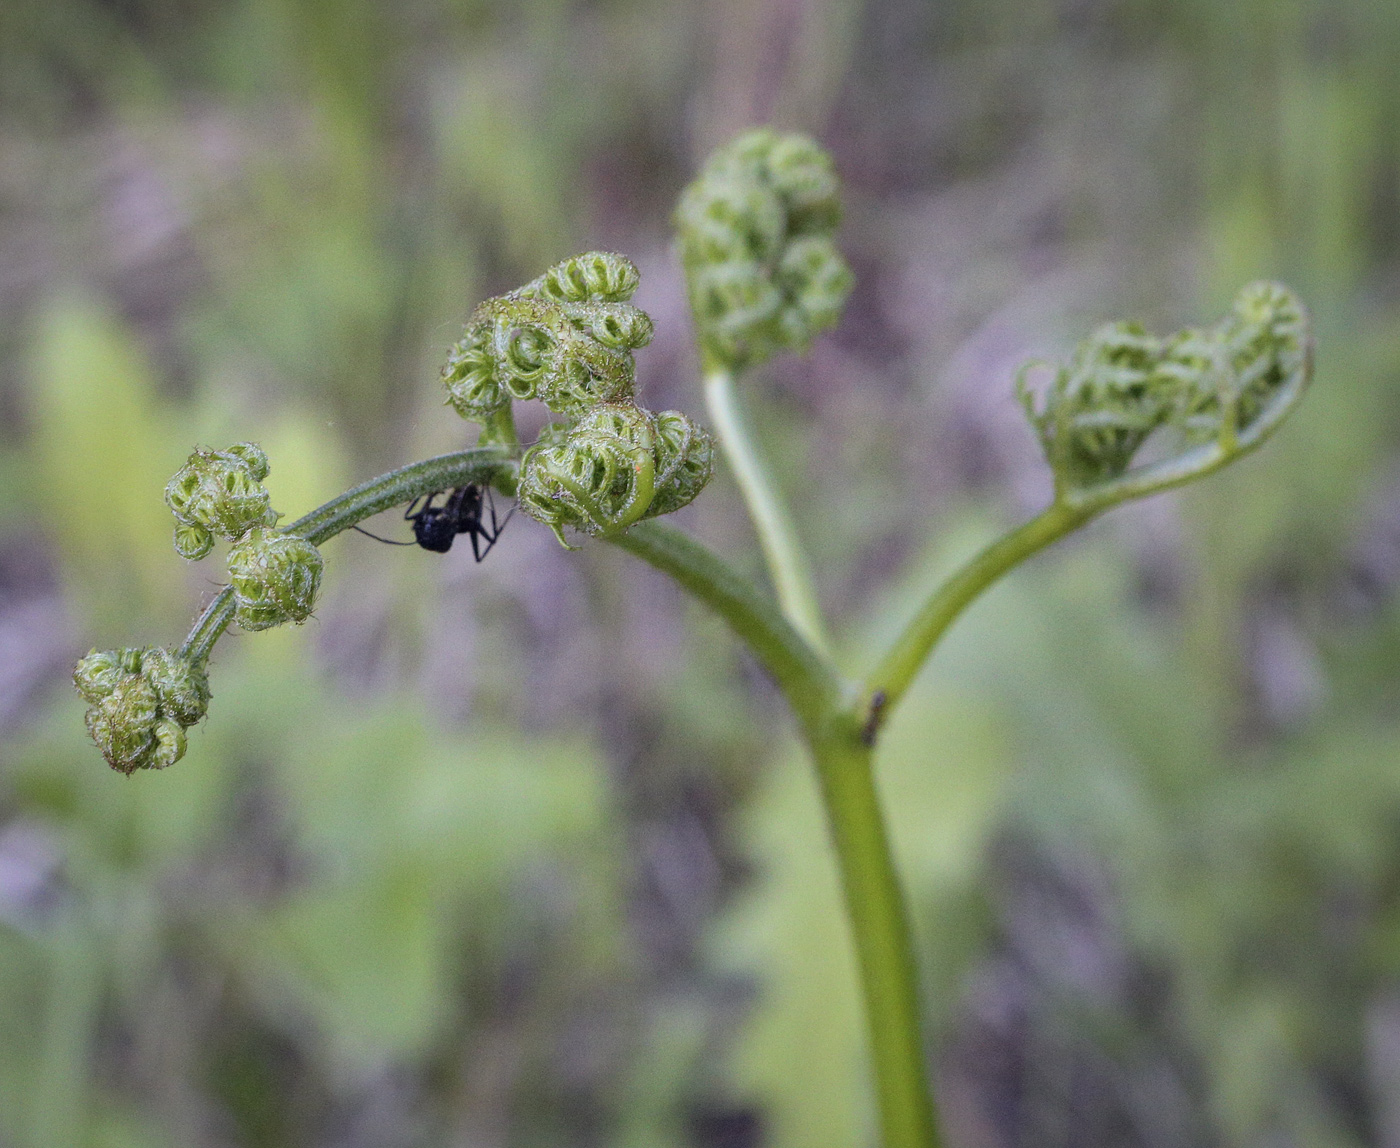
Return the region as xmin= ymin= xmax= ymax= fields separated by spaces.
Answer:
xmin=611 ymin=523 xmax=939 ymax=1148
xmin=703 ymin=366 xmax=832 ymax=656
xmin=807 ymin=726 xmax=942 ymax=1148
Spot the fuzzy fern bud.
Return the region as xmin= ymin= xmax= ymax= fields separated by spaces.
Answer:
xmin=518 ymin=403 xmax=715 ymax=545
xmin=518 ymin=250 xmax=642 ymax=304
xmin=1019 ymin=282 xmax=1312 ymax=506
xmin=73 ymin=645 xmax=143 ymax=703
xmin=84 ymin=672 xmax=160 ymax=773
xmin=675 ymin=129 xmax=854 ymax=370
xmin=139 ymin=645 xmax=212 ymax=726
xmin=441 ymin=253 xmax=654 ymax=422
xmin=74 ymin=646 xmax=210 ymax=774
xmin=646 ymin=410 xmax=715 ymax=518
xmin=226 ymin=528 xmax=324 ymax=631
xmin=151 ymin=718 xmax=187 ymax=771
xmin=517 ymin=402 xmax=658 ymax=546
xmin=1018 ymin=322 xmax=1173 ymax=488
xmin=165 ymin=442 xmax=277 ymax=559
xmin=1162 ymin=280 xmax=1311 ymax=443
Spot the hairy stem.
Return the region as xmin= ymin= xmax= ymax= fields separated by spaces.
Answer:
xmin=869 ymin=501 xmax=1090 ymax=711
xmin=704 ymin=367 xmax=832 ymax=656
xmin=290 ymin=445 xmax=513 ymax=544
xmin=810 ymin=728 xmax=941 ymax=1148
xmin=178 ymin=587 xmax=235 ymax=663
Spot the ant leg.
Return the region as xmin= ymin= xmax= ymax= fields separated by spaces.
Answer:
xmin=449 ymin=486 xmax=482 ymax=537
xmin=470 ymin=492 xmax=513 ymax=563
xmin=445 ymin=487 xmax=471 ymax=523
xmin=482 ymin=486 xmax=513 ymax=543
xmin=352 ymin=524 xmax=415 ymax=546
xmin=404 ymin=491 xmax=442 ymax=521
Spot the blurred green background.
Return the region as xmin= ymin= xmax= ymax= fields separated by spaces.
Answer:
xmin=3 ymin=1 xmax=1400 ymax=1145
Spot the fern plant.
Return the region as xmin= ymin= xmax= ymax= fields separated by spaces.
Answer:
xmin=75 ymin=128 xmax=1312 ymax=1148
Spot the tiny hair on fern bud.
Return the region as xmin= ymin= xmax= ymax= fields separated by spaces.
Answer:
xmin=518 ymin=403 xmax=715 ymax=545
xmin=151 ymin=719 xmax=187 ymax=771
xmin=574 ymin=399 xmax=659 ymax=450
xmin=140 ymin=646 xmax=211 ymax=726
xmin=517 ymin=250 xmax=642 ymax=304
xmin=73 ymin=646 xmax=143 ymax=704
xmin=518 ymin=402 xmax=660 ymax=546
xmin=74 ymin=646 xmax=210 ymax=773
xmin=645 ymin=410 xmax=714 ymax=518
xmin=84 ymin=673 xmax=160 ymax=774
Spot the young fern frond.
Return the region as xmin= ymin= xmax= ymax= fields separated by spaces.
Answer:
xmin=441 ymin=251 xmax=653 ymax=420
xmin=75 ymin=253 xmax=715 ymax=773
xmin=675 ymin=128 xmax=854 ymax=652
xmin=675 ymin=128 xmax=854 ymax=372
xmin=75 ymin=128 xmax=1313 ymax=1148
xmin=1019 ymin=280 xmax=1311 ymax=513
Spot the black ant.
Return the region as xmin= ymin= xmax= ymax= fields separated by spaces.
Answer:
xmin=353 ymin=484 xmax=511 ymax=561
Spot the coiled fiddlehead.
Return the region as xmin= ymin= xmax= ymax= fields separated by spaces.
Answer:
xmin=647 ymin=408 xmax=715 ymax=518
xmin=675 ymin=129 xmax=854 ymax=371
xmin=517 ymin=403 xmax=715 ymax=546
xmin=226 ymin=527 xmax=325 ymax=631
xmin=165 ymin=442 xmax=278 ymax=560
xmin=441 ymin=251 xmax=655 ymax=422
xmin=517 ymin=403 xmax=657 ymax=545
xmin=74 ymin=646 xmax=210 ymax=773
xmin=1019 ymin=281 xmax=1312 ymax=505
xmin=1163 ymin=280 xmax=1312 ymax=443
xmin=1018 ymin=322 xmax=1175 ymax=489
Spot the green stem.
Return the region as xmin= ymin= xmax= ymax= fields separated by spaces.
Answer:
xmin=704 ymin=366 xmax=832 ymax=656
xmin=607 ymin=521 xmax=839 ymax=729
xmin=611 ymin=521 xmax=937 ymax=1148
xmin=289 ymin=445 xmax=512 ymax=545
xmin=869 ymin=501 xmax=1090 ymax=711
xmin=178 ymin=587 xmax=235 ymax=663
xmin=810 ymin=728 xmax=941 ymax=1148
xmin=478 ymin=405 xmax=520 ymax=454
xmin=862 ymin=345 xmax=1312 ymax=718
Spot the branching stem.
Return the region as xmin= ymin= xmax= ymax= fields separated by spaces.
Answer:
xmin=612 ymin=520 xmax=942 ymax=1148
xmin=870 ymin=501 xmax=1091 ymax=710
xmin=164 ymin=430 xmax=1266 ymax=1148
xmin=609 ymin=521 xmax=840 ymax=728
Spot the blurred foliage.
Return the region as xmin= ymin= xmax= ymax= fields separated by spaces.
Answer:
xmin=4 ymin=0 xmax=1400 ymax=1147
